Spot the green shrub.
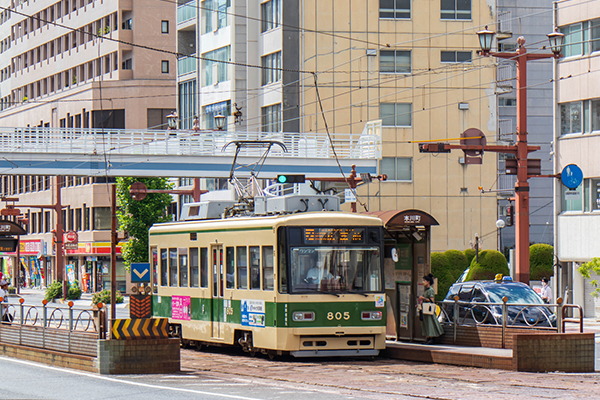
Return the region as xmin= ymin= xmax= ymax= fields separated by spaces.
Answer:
xmin=464 ymin=250 xmax=509 ymax=281
xmin=444 ymin=249 xmax=469 ymax=277
xmin=464 ymin=248 xmax=476 ymax=265
xmin=92 ymin=289 xmax=124 ymax=305
xmin=530 ymin=243 xmax=554 ymax=280
xmin=431 ymin=252 xmax=451 ymax=300
xmin=44 ymin=281 xmax=63 ymax=301
xmin=67 ymin=280 xmax=82 ymax=300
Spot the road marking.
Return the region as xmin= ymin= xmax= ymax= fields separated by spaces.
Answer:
xmin=0 ymin=356 xmax=263 ymax=400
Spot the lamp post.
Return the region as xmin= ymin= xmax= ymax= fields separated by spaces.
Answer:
xmin=214 ymin=113 xmax=226 ymax=131
xmin=476 ymin=28 xmax=564 ymax=284
xmin=419 ymin=28 xmax=564 ymax=285
xmin=166 ymin=111 xmax=179 ymax=131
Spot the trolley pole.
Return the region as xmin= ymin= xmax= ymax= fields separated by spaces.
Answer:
xmin=419 ymin=31 xmax=563 ymax=285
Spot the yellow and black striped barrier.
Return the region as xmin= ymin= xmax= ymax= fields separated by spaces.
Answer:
xmin=111 ymin=318 xmax=169 ymax=340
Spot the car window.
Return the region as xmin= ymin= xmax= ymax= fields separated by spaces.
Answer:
xmin=471 ymin=288 xmax=487 ymax=302
xmin=485 ymin=284 xmax=544 ymax=304
xmin=458 ymin=285 xmax=473 ymax=301
xmin=445 ymin=284 xmax=460 ymax=299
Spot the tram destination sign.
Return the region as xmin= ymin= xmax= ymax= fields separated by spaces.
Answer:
xmin=0 ymin=237 xmax=18 ymax=252
xmin=303 ymin=227 xmax=364 ymax=244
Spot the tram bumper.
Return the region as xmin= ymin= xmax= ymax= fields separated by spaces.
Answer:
xmin=291 ymin=349 xmax=380 ymax=357
xmin=289 ymin=333 xmax=382 ymax=358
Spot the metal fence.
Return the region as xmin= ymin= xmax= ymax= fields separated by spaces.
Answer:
xmin=437 ymin=297 xmax=583 ymax=345
xmin=0 ymin=300 xmax=107 ymax=357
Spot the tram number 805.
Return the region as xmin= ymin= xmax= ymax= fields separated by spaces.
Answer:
xmin=327 ymin=311 xmax=351 ymax=320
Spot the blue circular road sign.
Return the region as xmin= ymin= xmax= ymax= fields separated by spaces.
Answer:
xmin=561 ymin=164 xmax=583 ymax=190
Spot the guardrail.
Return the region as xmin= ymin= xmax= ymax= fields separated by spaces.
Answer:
xmin=438 ymin=296 xmax=583 ymax=348
xmin=0 ymin=297 xmax=107 ymax=357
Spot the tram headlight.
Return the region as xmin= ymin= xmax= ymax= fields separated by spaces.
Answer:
xmin=292 ymin=311 xmax=315 ymax=322
xmin=361 ymin=311 xmax=382 ymax=321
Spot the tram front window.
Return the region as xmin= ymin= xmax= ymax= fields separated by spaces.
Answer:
xmin=290 ymin=247 xmax=382 ymax=294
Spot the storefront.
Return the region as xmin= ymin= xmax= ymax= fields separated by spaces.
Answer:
xmin=64 ymin=241 xmax=126 ymax=293
xmin=0 ymin=239 xmax=47 ymax=289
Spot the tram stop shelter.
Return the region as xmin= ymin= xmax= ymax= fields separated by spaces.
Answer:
xmin=363 ymin=209 xmax=439 ymax=342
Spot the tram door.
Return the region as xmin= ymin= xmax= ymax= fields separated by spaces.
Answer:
xmin=211 ymin=245 xmax=224 ymax=339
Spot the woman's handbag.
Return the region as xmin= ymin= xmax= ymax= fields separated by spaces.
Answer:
xmin=422 ymin=302 xmax=436 ymax=315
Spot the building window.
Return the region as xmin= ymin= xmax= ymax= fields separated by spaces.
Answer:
xmin=560 ymin=99 xmax=600 ymax=135
xmin=584 ymin=178 xmax=600 ymax=212
xmin=202 ymin=46 xmax=230 ymax=85
xmin=380 ymin=103 xmax=411 ymax=127
xmin=122 ymin=58 xmax=132 ymax=70
xmin=203 ymin=0 xmax=230 ymax=33
xmin=261 ymin=51 xmax=281 ymax=85
xmin=122 ymin=18 xmax=132 ymax=30
xmin=204 ymin=100 xmax=230 ymax=130
xmin=379 ymin=0 xmax=410 ymax=19
xmin=499 ymin=97 xmax=516 ymax=107
xmin=161 ymin=60 xmax=169 ymax=73
xmin=441 ymin=50 xmax=472 ymax=63
xmin=441 ymin=0 xmax=471 ymax=20
xmin=178 ymin=79 xmax=197 ymax=130
xmin=380 ymin=50 xmax=411 ymax=73
xmin=261 ymin=103 xmax=282 ymax=132
xmin=92 ymin=207 xmax=111 ymax=230
xmin=561 ymin=183 xmax=582 ymax=212
xmin=560 ymin=19 xmax=600 ymax=57
xmin=161 ymin=20 xmax=169 ymax=34
xmin=380 ymin=157 xmax=412 ymax=181
xmin=261 ymin=0 xmax=281 ymax=32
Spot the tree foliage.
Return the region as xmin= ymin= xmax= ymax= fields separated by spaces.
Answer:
xmin=431 ymin=250 xmax=470 ymax=300
xmin=529 ymin=243 xmax=554 ymax=280
xmin=116 ymin=177 xmax=173 ymax=268
xmin=464 ymin=248 xmax=476 ymax=265
xmin=464 ymin=250 xmax=509 ymax=281
xmin=578 ymin=258 xmax=600 ymax=297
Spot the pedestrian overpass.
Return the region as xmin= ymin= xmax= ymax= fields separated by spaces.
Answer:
xmin=0 ymin=124 xmax=381 ymax=179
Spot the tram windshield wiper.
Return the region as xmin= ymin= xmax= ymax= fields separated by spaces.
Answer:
xmin=318 ymin=291 xmax=340 ymax=297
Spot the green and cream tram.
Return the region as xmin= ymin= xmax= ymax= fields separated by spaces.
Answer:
xmin=149 ymin=212 xmax=386 ymax=357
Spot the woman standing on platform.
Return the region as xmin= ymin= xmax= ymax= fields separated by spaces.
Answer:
xmin=418 ymin=274 xmax=444 ymax=344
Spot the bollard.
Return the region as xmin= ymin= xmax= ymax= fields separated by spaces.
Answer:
xmin=68 ymin=301 xmax=74 ymax=353
xmin=501 ymin=296 xmax=508 ymax=349
xmin=556 ymin=297 xmax=564 ymax=333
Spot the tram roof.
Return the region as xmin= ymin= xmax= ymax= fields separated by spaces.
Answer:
xmin=149 ymin=211 xmax=383 ymax=235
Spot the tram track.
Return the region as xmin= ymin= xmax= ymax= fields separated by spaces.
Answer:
xmin=180 ymin=348 xmax=600 ymax=399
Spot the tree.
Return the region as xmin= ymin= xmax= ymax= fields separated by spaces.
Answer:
xmin=464 ymin=250 xmax=509 ymax=281
xmin=578 ymin=258 xmax=600 ymax=297
xmin=529 ymin=243 xmax=554 ymax=280
xmin=116 ymin=177 xmax=173 ymax=268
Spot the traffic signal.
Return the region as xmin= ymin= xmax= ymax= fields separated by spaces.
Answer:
xmin=276 ymin=174 xmax=305 ymax=184
xmin=506 ymin=205 xmax=514 ymax=226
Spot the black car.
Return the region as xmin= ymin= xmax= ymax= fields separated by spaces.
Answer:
xmin=441 ymin=280 xmax=556 ymax=327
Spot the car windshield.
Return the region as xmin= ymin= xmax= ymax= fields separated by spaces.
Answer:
xmin=289 ymin=246 xmax=382 ymax=294
xmin=485 ymin=284 xmax=544 ymax=304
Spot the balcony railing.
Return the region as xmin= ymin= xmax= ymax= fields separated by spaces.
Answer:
xmin=178 ymin=54 xmax=197 ymax=76
xmin=177 ymin=0 xmax=197 ymax=24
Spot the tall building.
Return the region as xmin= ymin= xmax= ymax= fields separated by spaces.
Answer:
xmin=554 ymin=0 xmax=600 ymax=316
xmin=0 ymin=0 xmax=176 ymax=290
xmin=176 ymin=0 xmax=499 ymax=253
xmin=495 ymin=0 xmax=555 ymax=253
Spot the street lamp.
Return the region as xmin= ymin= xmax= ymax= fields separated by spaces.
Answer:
xmin=474 ymin=28 xmax=563 ymax=284
xmin=214 ymin=113 xmax=226 ymax=131
xmin=166 ymin=111 xmax=179 ymax=130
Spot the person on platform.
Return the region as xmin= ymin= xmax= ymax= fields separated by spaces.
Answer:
xmin=0 ymin=279 xmax=12 ymax=323
xmin=418 ymin=274 xmax=444 ymax=345
xmin=540 ymin=277 xmax=552 ymax=304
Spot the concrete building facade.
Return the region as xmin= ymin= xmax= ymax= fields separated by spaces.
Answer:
xmin=554 ymin=0 xmax=600 ymax=316
xmin=177 ymin=0 xmax=500 ymax=253
xmin=0 ymin=0 xmax=176 ymax=290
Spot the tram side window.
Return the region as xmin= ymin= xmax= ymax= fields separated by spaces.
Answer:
xmin=262 ymin=246 xmax=274 ymax=290
xmin=160 ymin=248 xmax=168 ymax=286
xmin=151 ymin=246 xmax=158 ymax=291
xmin=226 ymin=247 xmax=235 ymax=288
xmin=179 ymin=248 xmax=189 ymax=287
xmin=169 ymin=248 xmax=178 ymax=287
xmin=250 ymin=246 xmax=261 ymax=290
xmin=190 ymin=248 xmax=199 ymax=288
xmin=200 ymin=247 xmax=208 ymax=288
xmin=236 ymin=246 xmax=248 ymax=289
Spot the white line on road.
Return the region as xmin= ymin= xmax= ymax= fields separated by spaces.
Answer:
xmin=0 ymin=356 xmax=264 ymax=400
